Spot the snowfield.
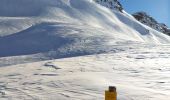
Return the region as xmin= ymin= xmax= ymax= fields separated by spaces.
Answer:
xmin=1 ymin=44 xmax=170 ymax=100
xmin=0 ymin=0 xmax=170 ymax=99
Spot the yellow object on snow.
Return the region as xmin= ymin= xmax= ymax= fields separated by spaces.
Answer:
xmin=105 ymin=86 xmax=117 ymax=100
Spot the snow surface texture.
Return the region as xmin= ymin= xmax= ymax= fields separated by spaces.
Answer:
xmin=0 ymin=44 xmax=170 ymax=100
xmin=0 ymin=0 xmax=170 ymax=99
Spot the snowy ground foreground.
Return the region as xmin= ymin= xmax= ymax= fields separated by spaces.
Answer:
xmin=0 ymin=43 xmax=170 ymax=100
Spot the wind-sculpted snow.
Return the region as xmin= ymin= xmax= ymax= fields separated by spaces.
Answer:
xmin=0 ymin=0 xmax=170 ymax=64
xmin=0 ymin=44 xmax=170 ymax=100
xmin=0 ymin=22 xmax=129 ymax=58
xmin=0 ymin=0 xmax=67 ymax=17
xmin=0 ymin=23 xmax=74 ymax=57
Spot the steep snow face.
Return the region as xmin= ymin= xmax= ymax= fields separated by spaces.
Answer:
xmin=0 ymin=0 xmax=170 ymax=60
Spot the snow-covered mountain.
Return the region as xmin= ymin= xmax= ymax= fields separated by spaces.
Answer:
xmin=0 ymin=0 xmax=170 ymax=99
xmin=0 ymin=0 xmax=170 ymax=59
xmin=133 ymin=12 xmax=170 ymax=35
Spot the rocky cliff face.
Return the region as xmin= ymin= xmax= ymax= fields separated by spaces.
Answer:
xmin=133 ymin=12 xmax=170 ymax=35
xmin=94 ymin=0 xmax=123 ymax=12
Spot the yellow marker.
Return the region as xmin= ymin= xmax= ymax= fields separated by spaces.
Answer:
xmin=105 ymin=86 xmax=117 ymax=100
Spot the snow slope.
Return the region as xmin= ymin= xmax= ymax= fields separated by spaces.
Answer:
xmin=0 ymin=0 xmax=170 ymax=60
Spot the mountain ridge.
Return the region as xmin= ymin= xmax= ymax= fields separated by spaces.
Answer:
xmin=132 ymin=12 xmax=170 ymax=35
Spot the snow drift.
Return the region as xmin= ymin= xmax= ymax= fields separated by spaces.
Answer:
xmin=0 ymin=0 xmax=170 ymax=58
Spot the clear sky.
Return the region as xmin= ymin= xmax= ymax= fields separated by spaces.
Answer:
xmin=120 ymin=0 xmax=170 ymax=27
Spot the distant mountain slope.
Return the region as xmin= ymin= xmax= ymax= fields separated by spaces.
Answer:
xmin=0 ymin=0 xmax=170 ymax=66
xmin=132 ymin=12 xmax=170 ymax=35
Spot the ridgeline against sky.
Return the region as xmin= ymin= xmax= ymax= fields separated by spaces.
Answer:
xmin=120 ymin=0 xmax=170 ymax=27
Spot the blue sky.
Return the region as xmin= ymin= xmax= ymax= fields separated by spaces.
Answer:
xmin=120 ymin=0 xmax=170 ymax=27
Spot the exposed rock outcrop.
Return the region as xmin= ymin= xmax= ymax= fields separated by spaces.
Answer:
xmin=133 ymin=12 xmax=170 ymax=35
xmin=94 ymin=0 xmax=123 ymax=12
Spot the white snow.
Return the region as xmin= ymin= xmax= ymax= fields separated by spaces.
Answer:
xmin=0 ymin=0 xmax=170 ymax=99
xmin=0 ymin=0 xmax=170 ymax=65
xmin=0 ymin=44 xmax=170 ymax=100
